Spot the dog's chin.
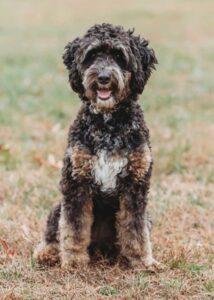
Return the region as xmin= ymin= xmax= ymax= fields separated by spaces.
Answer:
xmin=96 ymin=95 xmax=115 ymax=112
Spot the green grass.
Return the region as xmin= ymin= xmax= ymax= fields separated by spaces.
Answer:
xmin=99 ymin=286 xmax=119 ymax=296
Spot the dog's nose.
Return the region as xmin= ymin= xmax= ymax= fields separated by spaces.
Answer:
xmin=98 ymin=72 xmax=110 ymax=84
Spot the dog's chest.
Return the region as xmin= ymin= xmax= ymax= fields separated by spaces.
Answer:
xmin=92 ymin=150 xmax=127 ymax=192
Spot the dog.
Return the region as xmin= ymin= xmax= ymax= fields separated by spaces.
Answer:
xmin=34 ymin=23 xmax=160 ymax=269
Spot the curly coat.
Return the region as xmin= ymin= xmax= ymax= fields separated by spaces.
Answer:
xmin=34 ymin=23 xmax=159 ymax=269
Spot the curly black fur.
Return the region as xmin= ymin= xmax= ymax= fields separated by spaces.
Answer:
xmin=34 ymin=23 xmax=158 ymax=268
xmin=63 ymin=23 xmax=157 ymax=100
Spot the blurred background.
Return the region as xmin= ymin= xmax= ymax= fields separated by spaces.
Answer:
xmin=0 ymin=0 xmax=213 ymax=298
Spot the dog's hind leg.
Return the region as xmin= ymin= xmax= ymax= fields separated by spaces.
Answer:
xmin=33 ymin=203 xmax=61 ymax=266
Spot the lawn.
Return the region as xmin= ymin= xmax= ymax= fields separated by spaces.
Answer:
xmin=0 ymin=0 xmax=214 ymax=299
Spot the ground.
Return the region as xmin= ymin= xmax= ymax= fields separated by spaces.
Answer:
xmin=0 ymin=0 xmax=214 ymax=299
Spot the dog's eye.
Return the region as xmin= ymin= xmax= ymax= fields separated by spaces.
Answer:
xmin=83 ymin=50 xmax=97 ymax=64
xmin=112 ymin=50 xmax=127 ymax=69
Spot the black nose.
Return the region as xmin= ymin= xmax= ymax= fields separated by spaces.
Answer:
xmin=98 ymin=72 xmax=110 ymax=84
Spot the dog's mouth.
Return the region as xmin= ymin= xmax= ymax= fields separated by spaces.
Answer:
xmin=97 ymin=88 xmax=112 ymax=101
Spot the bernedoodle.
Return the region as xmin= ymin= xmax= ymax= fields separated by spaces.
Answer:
xmin=34 ymin=23 xmax=160 ymax=269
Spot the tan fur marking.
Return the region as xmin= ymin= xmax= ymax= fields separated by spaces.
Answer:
xmin=116 ymin=196 xmax=156 ymax=268
xmin=71 ymin=146 xmax=94 ymax=179
xmin=33 ymin=241 xmax=59 ymax=266
xmin=128 ymin=144 xmax=152 ymax=181
xmin=119 ymin=71 xmax=131 ymax=100
xmin=116 ymin=197 xmax=143 ymax=259
xmin=59 ymin=199 xmax=93 ymax=268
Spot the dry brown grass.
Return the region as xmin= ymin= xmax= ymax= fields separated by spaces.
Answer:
xmin=0 ymin=0 xmax=214 ymax=299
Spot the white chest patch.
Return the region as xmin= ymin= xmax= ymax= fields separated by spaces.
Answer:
xmin=93 ymin=150 xmax=127 ymax=192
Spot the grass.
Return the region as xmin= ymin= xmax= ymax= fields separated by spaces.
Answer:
xmin=0 ymin=0 xmax=214 ymax=299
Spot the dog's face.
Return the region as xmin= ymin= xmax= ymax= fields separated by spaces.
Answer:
xmin=81 ymin=43 xmax=132 ymax=111
xmin=63 ymin=24 xmax=157 ymax=112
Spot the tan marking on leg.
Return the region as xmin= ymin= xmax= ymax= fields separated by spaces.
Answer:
xmin=33 ymin=241 xmax=59 ymax=266
xmin=116 ymin=197 xmax=143 ymax=262
xmin=117 ymin=197 xmax=159 ymax=269
xmin=128 ymin=144 xmax=152 ymax=181
xmin=142 ymin=218 xmax=163 ymax=271
xmin=59 ymin=199 xmax=93 ymax=269
xmin=71 ymin=146 xmax=94 ymax=179
xmin=142 ymin=220 xmax=155 ymax=265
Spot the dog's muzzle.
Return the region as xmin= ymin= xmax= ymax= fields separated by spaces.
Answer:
xmin=83 ymin=63 xmax=128 ymax=112
xmin=96 ymin=70 xmax=112 ymax=101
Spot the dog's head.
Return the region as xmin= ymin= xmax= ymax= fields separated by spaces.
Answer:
xmin=63 ymin=23 xmax=157 ymax=112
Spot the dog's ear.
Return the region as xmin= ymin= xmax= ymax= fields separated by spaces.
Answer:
xmin=138 ymin=39 xmax=157 ymax=84
xmin=130 ymin=35 xmax=158 ymax=95
xmin=63 ymin=38 xmax=84 ymax=94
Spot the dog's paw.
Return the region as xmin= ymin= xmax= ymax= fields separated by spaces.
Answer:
xmin=142 ymin=257 xmax=165 ymax=272
xmin=33 ymin=241 xmax=59 ymax=266
xmin=126 ymin=256 xmax=164 ymax=272
xmin=61 ymin=252 xmax=90 ymax=270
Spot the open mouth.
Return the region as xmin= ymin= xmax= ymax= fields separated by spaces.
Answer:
xmin=97 ymin=88 xmax=112 ymax=101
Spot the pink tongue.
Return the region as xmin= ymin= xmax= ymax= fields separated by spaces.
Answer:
xmin=97 ymin=89 xmax=111 ymax=99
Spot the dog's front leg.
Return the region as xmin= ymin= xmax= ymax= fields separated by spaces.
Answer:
xmin=117 ymin=146 xmax=159 ymax=269
xmin=116 ymin=195 xmax=158 ymax=267
xmin=59 ymin=191 xmax=93 ymax=269
xmin=116 ymin=191 xmax=158 ymax=269
xmin=59 ymin=147 xmax=94 ymax=269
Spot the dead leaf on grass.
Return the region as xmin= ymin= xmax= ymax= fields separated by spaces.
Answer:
xmin=0 ymin=239 xmax=17 ymax=256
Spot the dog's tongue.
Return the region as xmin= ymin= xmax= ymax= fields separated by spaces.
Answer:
xmin=97 ymin=89 xmax=111 ymax=100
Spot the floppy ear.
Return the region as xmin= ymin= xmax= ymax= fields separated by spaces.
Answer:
xmin=62 ymin=37 xmax=84 ymax=94
xmin=138 ymin=39 xmax=157 ymax=84
xmin=130 ymin=35 xmax=158 ymax=95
